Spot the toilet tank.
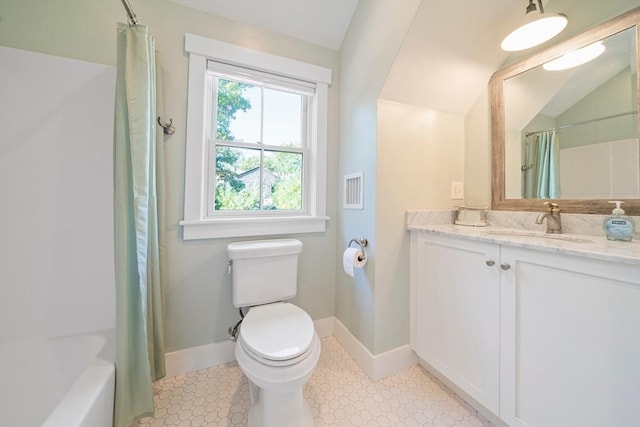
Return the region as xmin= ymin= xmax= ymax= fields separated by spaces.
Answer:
xmin=227 ymin=239 xmax=303 ymax=307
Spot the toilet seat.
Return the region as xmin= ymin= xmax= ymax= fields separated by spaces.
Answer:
xmin=239 ymin=335 xmax=314 ymax=367
xmin=240 ymin=302 xmax=315 ymax=366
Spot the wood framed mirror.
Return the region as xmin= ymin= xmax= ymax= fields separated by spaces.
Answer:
xmin=491 ymin=7 xmax=640 ymax=215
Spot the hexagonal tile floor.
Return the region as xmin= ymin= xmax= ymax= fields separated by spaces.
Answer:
xmin=137 ymin=336 xmax=495 ymax=426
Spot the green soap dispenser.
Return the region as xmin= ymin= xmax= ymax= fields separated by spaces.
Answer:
xmin=603 ymin=201 xmax=635 ymax=242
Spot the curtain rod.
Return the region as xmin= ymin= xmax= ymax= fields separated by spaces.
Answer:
xmin=525 ymin=110 xmax=638 ymax=137
xmin=120 ymin=0 xmax=139 ymax=25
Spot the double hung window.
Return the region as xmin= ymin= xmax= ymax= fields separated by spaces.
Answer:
xmin=181 ymin=34 xmax=331 ymax=239
xmin=207 ymin=62 xmax=311 ymax=215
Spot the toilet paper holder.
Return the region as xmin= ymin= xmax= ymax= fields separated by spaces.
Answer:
xmin=348 ymin=237 xmax=368 ymax=261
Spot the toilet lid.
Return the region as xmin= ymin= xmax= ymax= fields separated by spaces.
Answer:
xmin=241 ymin=303 xmax=314 ymax=361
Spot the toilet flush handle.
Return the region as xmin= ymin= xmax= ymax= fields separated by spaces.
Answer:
xmin=227 ymin=260 xmax=233 ymax=274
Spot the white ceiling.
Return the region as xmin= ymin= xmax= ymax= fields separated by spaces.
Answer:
xmin=169 ymin=0 xmax=358 ymax=50
xmin=168 ymin=0 xmax=640 ymax=117
xmin=381 ymin=0 xmax=523 ymax=116
xmin=170 ymin=0 xmax=523 ymax=115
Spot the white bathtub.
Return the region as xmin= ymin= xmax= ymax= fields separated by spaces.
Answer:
xmin=0 ymin=329 xmax=115 ymax=427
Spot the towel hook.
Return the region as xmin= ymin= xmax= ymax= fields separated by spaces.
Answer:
xmin=157 ymin=117 xmax=175 ymax=135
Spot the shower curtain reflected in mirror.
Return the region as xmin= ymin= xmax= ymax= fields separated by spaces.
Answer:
xmin=523 ymin=130 xmax=561 ymax=199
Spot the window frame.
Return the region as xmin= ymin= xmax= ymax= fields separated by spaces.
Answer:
xmin=181 ymin=34 xmax=331 ymax=240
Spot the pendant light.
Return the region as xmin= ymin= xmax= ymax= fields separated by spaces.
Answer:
xmin=501 ymin=0 xmax=568 ymax=52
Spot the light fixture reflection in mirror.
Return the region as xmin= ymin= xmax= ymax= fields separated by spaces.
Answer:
xmin=491 ymin=7 xmax=640 ymax=215
xmin=543 ymin=42 xmax=606 ymax=71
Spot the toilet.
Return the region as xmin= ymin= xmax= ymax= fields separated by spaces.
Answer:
xmin=227 ymin=238 xmax=320 ymax=427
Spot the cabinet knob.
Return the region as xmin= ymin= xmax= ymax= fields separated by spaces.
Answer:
xmin=501 ymin=263 xmax=511 ymax=271
xmin=485 ymin=260 xmax=495 ymax=267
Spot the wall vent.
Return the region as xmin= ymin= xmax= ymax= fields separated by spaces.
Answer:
xmin=344 ymin=172 xmax=363 ymax=209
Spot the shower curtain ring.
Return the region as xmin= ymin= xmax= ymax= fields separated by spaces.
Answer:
xmin=157 ymin=117 xmax=175 ymax=135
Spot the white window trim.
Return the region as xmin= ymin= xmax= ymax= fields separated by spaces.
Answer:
xmin=180 ymin=33 xmax=331 ymax=240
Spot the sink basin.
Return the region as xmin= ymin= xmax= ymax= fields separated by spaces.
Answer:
xmin=486 ymin=230 xmax=593 ymax=244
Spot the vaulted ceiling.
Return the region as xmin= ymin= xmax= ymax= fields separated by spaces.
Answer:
xmin=169 ymin=0 xmax=358 ymax=50
xmin=380 ymin=0 xmax=522 ymax=115
xmin=169 ymin=0 xmax=640 ymax=116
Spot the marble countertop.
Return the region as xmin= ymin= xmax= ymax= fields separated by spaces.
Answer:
xmin=407 ymin=211 xmax=640 ymax=266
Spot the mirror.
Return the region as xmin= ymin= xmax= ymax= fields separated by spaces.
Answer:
xmin=491 ymin=7 xmax=640 ymax=214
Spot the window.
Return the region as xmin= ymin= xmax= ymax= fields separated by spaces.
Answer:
xmin=181 ymin=34 xmax=331 ymax=239
xmin=207 ymin=62 xmax=310 ymax=214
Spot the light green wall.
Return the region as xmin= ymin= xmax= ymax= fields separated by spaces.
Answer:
xmin=376 ymin=99 xmax=464 ymax=352
xmin=557 ymin=68 xmax=637 ymax=148
xmin=337 ymin=0 xmax=420 ymax=354
xmin=0 ymin=0 xmax=339 ymax=352
xmin=464 ymin=90 xmax=492 ymax=206
xmin=521 ymin=69 xmax=637 ymax=151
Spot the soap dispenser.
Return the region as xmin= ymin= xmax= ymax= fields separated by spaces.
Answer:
xmin=603 ymin=201 xmax=635 ymax=242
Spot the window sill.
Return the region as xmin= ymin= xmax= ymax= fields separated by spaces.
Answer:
xmin=179 ymin=216 xmax=329 ymax=240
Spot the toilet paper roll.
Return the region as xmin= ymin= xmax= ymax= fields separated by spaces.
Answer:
xmin=343 ymin=247 xmax=367 ymax=277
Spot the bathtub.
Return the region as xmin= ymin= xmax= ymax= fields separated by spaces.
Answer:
xmin=0 ymin=329 xmax=115 ymax=427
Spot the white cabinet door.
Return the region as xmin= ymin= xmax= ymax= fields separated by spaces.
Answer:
xmin=410 ymin=233 xmax=501 ymax=414
xmin=500 ymin=247 xmax=640 ymax=427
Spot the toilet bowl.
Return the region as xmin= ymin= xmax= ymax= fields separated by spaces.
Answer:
xmin=234 ymin=302 xmax=320 ymax=427
xmin=227 ymin=239 xmax=319 ymax=426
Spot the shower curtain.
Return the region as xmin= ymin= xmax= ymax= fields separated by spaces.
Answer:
xmin=524 ymin=130 xmax=560 ymax=199
xmin=114 ymin=23 xmax=166 ymax=427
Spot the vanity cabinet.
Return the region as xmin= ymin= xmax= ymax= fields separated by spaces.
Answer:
xmin=499 ymin=246 xmax=640 ymax=427
xmin=409 ymin=233 xmax=501 ymax=414
xmin=410 ymin=231 xmax=640 ymax=426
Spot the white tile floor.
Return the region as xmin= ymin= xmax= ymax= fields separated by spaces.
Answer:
xmin=137 ymin=336 xmax=495 ymax=426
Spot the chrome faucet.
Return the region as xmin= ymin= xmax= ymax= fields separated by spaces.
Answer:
xmin=536 ymin=202 xmax=562 ymax=234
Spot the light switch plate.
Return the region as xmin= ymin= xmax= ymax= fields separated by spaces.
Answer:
xmin=451 ymin=181 xmax=464 ymax=200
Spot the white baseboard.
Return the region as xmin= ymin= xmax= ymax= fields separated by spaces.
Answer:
xmin=164 ymin=316 xmax=417 ymax=381
xmin=332 ymin=317 xmax=417 ymax=381
xmin=164 ymin=340 xmax=236 ymax=378
xmin=313 ymin=316 xmax=335 ymax=338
